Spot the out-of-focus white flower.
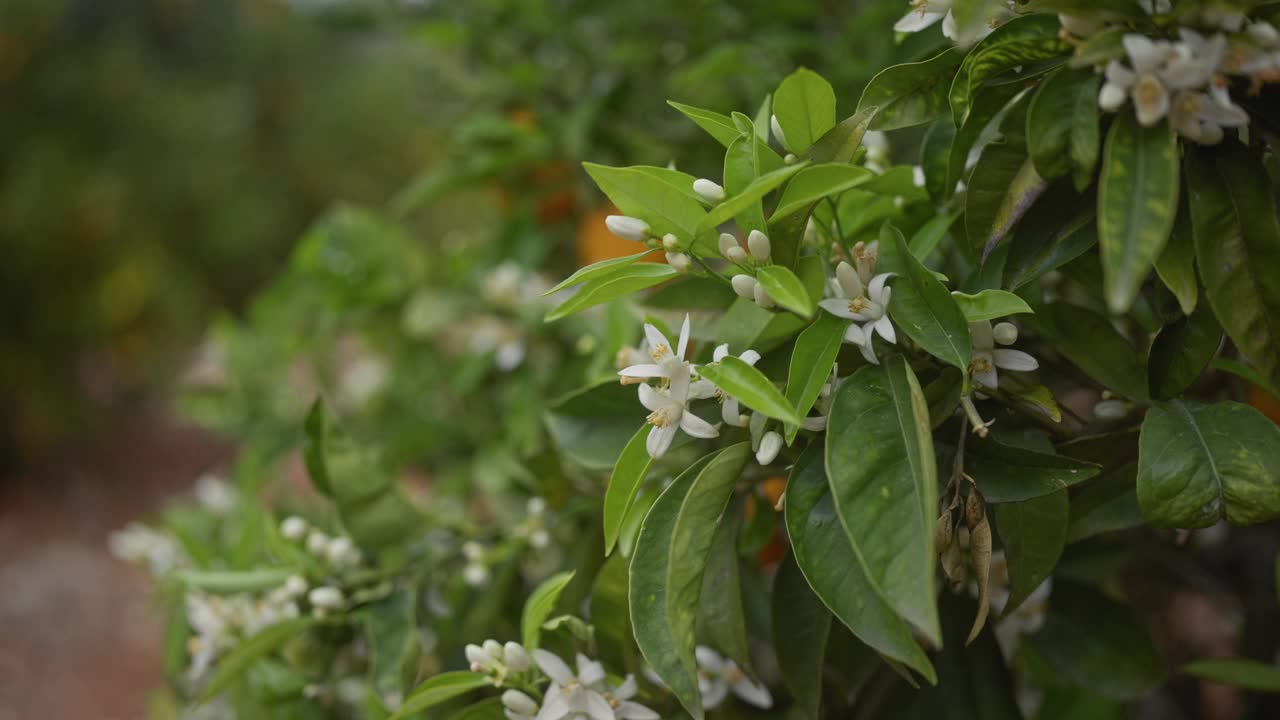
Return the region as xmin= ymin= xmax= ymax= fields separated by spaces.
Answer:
xmin=109 ymin=523 xmax=187 ymax=576
xmin=1058 ymin=13 xmax=1104 ymax=38
xmin=325 ymin=536 xmax=361 ymax=569
xmin=605 ymin=215 xmax=651 ymax=242
xmin=969 ymin=320 xmax=1038 ymax=391
xmin=339 ymin=353 xmax=390 ymax=407
xmin=1093 ymin=398 xmax=1131 ymax=420
xmin=694 ymin=646 xmax=772 ymax=710
xmin=1138 ymin=0 xmax=1170 ymax=15
xmin=306 ymin=530 xmax=330 ymax=556
xmin=194 ymin=474 xmax=236 ymax=513
xmin=504 ymin=641 xmax=531 ymax=672
xmin=308 ymin=586 xmax=345 ymax=611
xmin=534 ymin=650 xmax=659 ymax=720
xmin=280 ymin=516 xmax=308 ymax=541
xmin=502 ymin=689 xmax=539 ymax=718
xmin=862 ymin=130 xmax=891 ymax=172
xmin=464 ymin=563 xmax=490 ymax=588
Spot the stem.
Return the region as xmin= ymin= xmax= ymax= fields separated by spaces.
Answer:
xmin=959 ymin=396 xmax=991 ymax=437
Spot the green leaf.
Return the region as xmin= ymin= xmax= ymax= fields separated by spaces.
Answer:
xmin=772 ymin=68 xmax=836 ymax=154
xmin=603 ymin=426 xmax=654 ymax=556
xmin=1148 ymin=303 xmax=1221 ymax=400
xmin=361 ymin=590 xmax=420 ymax=701
xmin=993 ymin=491 xmax=1068 ymax=615
xmin=1182 ymin=658 xmax=1280 ymax=693
xmin=630 ymin=444 xmax=751 ymax=720
xmin=909 ymin=212 xmax=960 ymax=261
xmin=303 ymin=399 xmax=333 ymax=497
xmin=1027 ymin=67 xmax=1100 ymax=189
xmin=756 ymin=265 xmax=815 ymax=318
xmin=858 ymin=49 xmax=965 ymax=131
xmin=545 ymin=250 xmax=658 ymax=296
xmin=906 ymin=592 xmax=1024 ymax=719
xmin=965 ymin=436 xmax=1101 ymax=502
xmin=522 ymin=571 xmax=576 ymax=649
xmin=772 ymin=552 xmax=831 ymax=718
xmin=698 ymin=505 xmax=752 ymax=674
xmin=696 ymin=356 xmax=804 ymax=425
xmin=1154 ymin=202 xmax=1197 ymax=315
xmin=810 ymin=106 xmax=879 ymax=164
xmin=1137 ymin=399 xmax=1280 ymax=528
xmin=545 ymin=381 xmax=643 ymax=470
xmin=724 ymin=135 xmax=769 ymax=236
xmin=826 ymin=357 xmax=941 ymax=646
xmin=1066 ymin=464 xmax=1143 ymax=543
xmin=951 ymin=289 xmax=1033 ymax=322
xmin=783 ymin=312 xmax=847 ymax=442
xmin=950 ymin=14 xmax=1071 ymax=127
xmin=198 ymin=618 xmax=317 ymax=702
xmin=696 ymin=162 xmax=807 ymax=235
xmin=784 ymin=444 xmax=936 ymax=682
xmin=545 ymin=263 xmax=679 ymax=322
xmin=584 ymin=163 xmax=707 ymax=241
xmin=1212 ymin=357 xmax=1280 ymax=398
xmin=668 ymin=101 xmax=740 ymax=147
xmin=1020 ymin=582 xmax=1165 ymax=700
xmin=591 ymin=553 xmax=638 ymax=672
xmin=443 ymin=699 xmax=507 ymax=720
xmin=1033 ymin=302 xmax=1149 ymax=402
xmin=389 ymin=672 xmax=492 ymax=720
xmin=945 ymin=82 xmax=1023 ymax=198
xmin=177 ymin=569 xmax=294 ymax=595
xmin=1002 ymin=184 xmax=1098 ymax=291
xmin=1185 ymin=142 xmax=1280 ymax=392
xmin=1098 ymin=111 xmax=1180 ymax=313
xmin=878 ymin=225 xmax=972 ymax=373
xmin=770 ymin=164 xmax=873 ymax=223
xmin=966 ymin=144 xmax=1048 ymax=261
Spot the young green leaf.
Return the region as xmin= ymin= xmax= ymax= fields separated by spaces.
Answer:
xmin=695 ymin=162 xmax=807 ymax=235
xmin=390 ymin=671 xmax=492 ymax=720
xmin=783 ymin=312 xmax=847 ymax=442
xmin=603 ymin=426 xmax=654 ymax=556
xmin=909 ymin=211 xmax=960 ymax=261
xmin=857 ymin=49 xmax=965 ymax=131
xmin=667 ymin=101 xmax=741 ymax=147
xmin=772 ymin=68 xmax=836 ymax=154
xmin=1148 ymin=303 xmax=1221 ymax=400
xmin=545 ymin=263 xmax=679 ymax=322
xmin=965 ymin=436 xmax=1101 ymax=502
xmin=810 ymin=106 xmax=879 ymax=164
xmin=544 ymin=250 xmax=658 ymax=296
xmin=630 ymin=444 xmax=751 ymax=720
xmin=177 ymin=569 xmax=295 ymax=595
xmin=724 ymin=134 xmax=769 ymax=235
xmin=770 ymin=164 xmax=873 ymax=223
xmin=1181 ymin=658 xmax=1280 ymax=693
xmin=756 ymin=265 xmax=815 ymax=318
xmin=993 ymin=491 xmax=1068 ymax=615
xmin=1097 ymin=111 xmax=1179 ymax=314
xmin=772 ymin=551 xmax=832 ymax=718
xmin=584 ymin=163 xmax=707 ymax=241
xmin=522 ymin=571 xmax=576 ymax=648
xmin=198 ymin=618 xmax=318 ymax=702
xmin=878 ymin=224 xmax=972 ymax=373
xmin=951 ymin=289 xmax=1033 ymax=322
xmin=696 ymin=356 xmax=805 ymax=426
xmin=826 ymin=358 xmax=941 ymax=646
xmin=1137 ymin=400 xmax=1280 ymax=528
xmin=1026 ymin=67 xmax=1100 ymax=189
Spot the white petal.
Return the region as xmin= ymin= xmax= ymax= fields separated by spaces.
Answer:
xmin=753 ymin=283 xmax=774 ymax=309
xmin=584 ymin=690 xmax=616 ymax=720
xmin=695 ymin=646 xmax=729 ymax=672
xmin=701 ymin=680 xmax=730 ymax=710
xmin=894 ymin=10 xmax=945 ymax=33
xmin=576 ymin=654 xmax=606 ymax=686
xmin=680 ymin=411 xmax=720 ymax=439
xmin=993 ymin=349 xmax=1039 ymax=372
xmin=868 ymin=273 xmax=894 ymax=303
xmin=722 ymin=397 xmax=743 ymax=427
xmin=1133 ymin=75 xmax=1170 ymax=126
xmin=843 ymin=323 xmax=868 ymax=346
xmin=1123 ymin=34 xmax=1166 ymax=73
xmin=688 ymin=378 xmax=718 ymax=400
xmin=820 ymin=298 xmax=860 ymax=320
xmin=739 ymin=349 xmax=761 ymax=366
xmin=647 ymin=424 xmax=677 ymax=459
xmin=756 ymin=431 xmax=783 ymax=465
xmin=1104 ymin=60 xmax=1135 ymax=87
xmin=857 ymin=339 xmax=880 ymax=365
xmin=713 ymin=344 xmax=729 ymax=362
xmin=677 ymin=315 xmax=691 ymax=359
xmin=637 ymin=383 xmax=664 ymax=412
xmin=667 ymin=365 xmax=691 ymax=401
xmin=836 ymin=261 xmax=863 ymax=299
xmin=969 ymin=320 xmax=994 ymax=351
xmin=643 ymin=324 xmax=673 ymax=361
xmin=613 ymin=675 xmax=638 ymax=701
xmin=535 ymin=689 xmax=570 ymax=720
xmin=616 ymin=701 xmax=660 ymax=720
xmin=619 ymin=364 xmax=665 ymax=379
xmin=731 ymin=274 xmax=757 ymax=298
xmin=801 ymin=415 xmax=828 ymax=431
xmin=874 ymin=314 xmax=897 ymax=344
xmin=533 ymin=650 xmax=576 ymax=686
xmin=731 ymin=677 xmax=774 ymax=709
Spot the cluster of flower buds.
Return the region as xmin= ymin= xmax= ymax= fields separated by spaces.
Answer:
xmin=513 ymin=496 xmax=551 ymax=550
xmin=604 ymin=215 xmax=693 ymax=272
xmin=280 ymin=516 xmax=364 ymax=571
xmin=465 ymin=639 xmax=532 ymax=688
xmin=462 ymin=541 xmax=491 ymax=587
xmin=722 ymin=230 xmax=775 ymax=309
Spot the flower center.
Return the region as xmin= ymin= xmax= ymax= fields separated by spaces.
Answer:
xmin=1134 ymin=74 xmax=1164 ymax=105
xmin=650 ymin=343 xmax=672 ymax=362
xmin=970 ymin=355 xmax=994 ymax=374
xmin=647 ymin=406 xmax=676 ymax=427
xmin=847 ymin=296 xmax=871 ymax=314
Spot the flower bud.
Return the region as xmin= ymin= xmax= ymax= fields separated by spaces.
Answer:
xmin=464 ymin=563 xmax=490 ymax=587
xmin=693 ymin=178 xmax=726 ymax=203
xmin=1093 ymin=399 xmax=1129 ymax=420
xmin=770 ymin=114 xmax=787 ymax=148
xmin=756 ymin=431 xmax=783 ymax=465
xmin=662 ymin=233 xmax=679 ymax=250
xmin=529 ymin=529 xmax=551 ymax=549
xmin=605 ymin=215 xmax=650 ymax=242
xmin=753 ymin=282 xmax=775 ymax=309
xmin=1058 ymin=13 xmax=1104 ymax=37
xmin=503 ymin=642 xmax=531 ymax=672
xmin=666 ymin=252 xmax=691 ymax=272
xmin=483 ymin=639 xmax=504 ymax=662
xmin=462 ymin=541 xmax=484 ymax=561
xmin=1248 ymin=21 xmax=1279 ymax=46
xmin=502 ymin=690 xmax=539 ymax=715
xmin=726 ymin=246 xmax=748 ymax=264
xmin=784 ymin=153 xmax=799 ymax=165
xmin=465 ymin=644 xmax=489 ymax=668
xmin=1098 ymin=82 xmax=1126 ymax=112
xmin=747 ymin=230 xmax=771 ymax=261
xmin=992 ymin=322 xmax=1018 ymax=346
xmin=718 ymin=232 xmax=739 ymax=258
xmin=283 ymin=574 xmax=308 ymax=598
xmin=308 ymin=586 xmax=344 ymax=610
xmin=526 ymin=497 xmax=546 ymax=516
xmin=731 ymin=274 xmax=758 ymax=299
xmin=325 ymin=536 xmax=358 ymax=567
xmin=280 ymin=516 xmax=308 ymax=541
xmin=306 ymin=530 xmax=329 ymax=556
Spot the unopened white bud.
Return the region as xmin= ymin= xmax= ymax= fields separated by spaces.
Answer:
xmin=1249 ymin=21 xmax=1279 ymax=46
xmin=731 ymin=274 xmax=758 ymax=298
xmin=1094 ymin=399 xmax=1129 ymax=420
xmin=306 ymin=531 xmax=329 ymax=556
xmin=1098 ymin=82 xmax=1126 ymax=112
xmin=280 ymin=516 xmax=308 ymax=541
xmin=662 ymin=233 xmax=679 ymax=250
xmin=526 ymin=497 xmax=546 ymax=516
xmin=462 ymin=541 xmax=484 ymax=561
xmin=483 ymin=639 xmax=504 ymax=662
xmin=770 ymin=114 xmax=788 ymax=148
xmin=666 ymin=252 xmax=691 ymax=272
xmin=693 ymin=178 xmax=726 ymax=203
xmin=502 ymin=690 xmax=539 ymax=715
xmin=757 ymin=431 xmax=783 ymax=465
xmin=747 ymin=230 xmax=771 ymax=261
xmin=718 ymin=232 xmax=739 ymax=258
xmin=308 ymin=586 xmax=344 ymax=610
xmin=464 ymin=563 xmax=490 ymax=587
xmin=529 ymin=529 xmax=551 ymax=549
xmin=992 ymin=322 xmax=1019 ymax=345
xmin=283 ymin=575 xmax=308 ymax=598
xmin=325 ymin=536 xmax=359 ymax=568
xmin=465 ymin=644 xmax=490 ymax=668
xmin=1058 ymin=13 xmax=1104 ymax=37
xmin=753 ymin=282 xmax=775 ymax=309
xmin=726 ymin=245 xmax=748 ymax=264
xmin=605 ymin=215 xmax=650 ymax=242
xmin=503 ymin=642 xmax=531 ymax=671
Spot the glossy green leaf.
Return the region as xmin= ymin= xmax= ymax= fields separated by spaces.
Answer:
xmin=1212 ymin=357 xmax=1280 ymax=398
xmin=584 ymin=162 xmax=707 ymax=241
xmin=911 ymin=592 xmax=1024 ymax=719
xmin=697 ymin=356 xmax=804 ymax=425
xmin=1034 ymin=302 xmax=1148 ymax=402
xmin=857 ymin=49 xmax=965 ymax=131
xmin=1148 ymin=303 xmax=1221 ymax=400
xmin=909 ymin=211 xmax=960 ymax=261
xmin=668 ymin=101 xmax=740 ymax=147
xmin=545 ymin=263 xmax=678 ymax=322
xmin=1002 ymin=184 xmax=1097 ymax=291
xmin=177 ymin=569 xmax=294 ymax=595
xmin=696 ymin=162 xmax=807 ymax=235
xmin=945 ymin=82 xmax=1023 ymax=197
xmin=951 ymin=289 xmax=1033 ymax=322
xmin=603 ymin=426 xmax=654 ymax=556
xmin=715 ymin=296 xmax=808 ymax=355
xmin=783 ymin=312 xmax=847 ymax=442
xmin=698 ymin=505 xmax=751 ymax=674
xmin=1182 ymin=658 xmax=1280 ymax=693
xmin=1066 ymin=464 xmax=1143 ymax=542
xmin=591 ymin=552 xmax=638 ymax=672
xmin=1154 ymin=202 xmax=1197 ymax=315
xmin=810 ymin=106 xmax=879 ymax=164
xmin=1097 ymin=111 xmax=1179 ymax=314
xmin=1027 ymin=67 xmax=1100 ymax=189
xmin=994 ymin=491 xmax=1067 ymax=614
xmin=389 ymin=672 xmax=492 ymax=720
xmin=965 ymin=436 xmax=1101 ymax=502
xmin=784 ymin=444 xmax=936 ymax=682
xmin=545 ymin=381 xmax=643 ymax=470
xmin=1186 ymin=143 xmax=1280 ymax=392
xmin=756 ymin=265 xmax=815 ymax=318
xmin=1020 ymin=582 xmax=1165 ymax=700
xmin=1137 ymin=399 xmax=1280 ymax=528
xmin=878 ymin=224 xmax=972 ymax=373
xmin=772 ymin=552 xmax=831 ymax=718
xmin=966 ymin=144 xmax=1048 ymax=261
xmin=772 ymin=68 xmax=836 ymax=154
xmin=522 ymin=571 xmax=575 ymax=649
xmin=771 ymin=164 xmax=873 ymax=222
xmin=303 ymin=399 xmax=333 ymax=497
xmin=724 ymin=134 xmax=769 ymax=235
xmin=198 ymin=618 xmax=317 ymax=702
xmin=545 ymin=250 xmax=658 ymax=296
xmin=361 ymin=590 xmax=420 ymax=701
xmin=630 ymin=444 xmax=751 ymax=720
xmin=950 ymin=14 xmax=1070 ymax=127
xmin=826 ymin=357 xmax=940 ymax=646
